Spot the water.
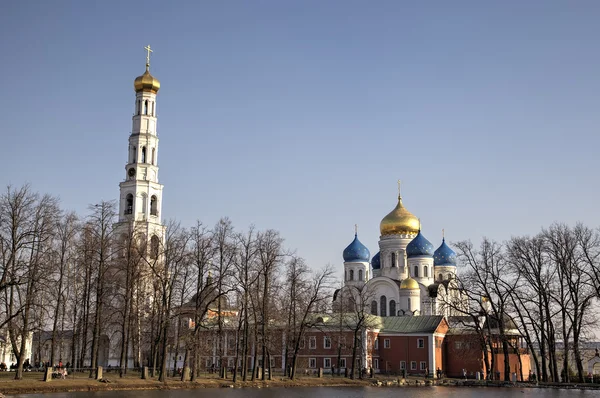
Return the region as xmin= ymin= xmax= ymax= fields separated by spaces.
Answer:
xmin=8 ymin=386 xmax=600 ymax=398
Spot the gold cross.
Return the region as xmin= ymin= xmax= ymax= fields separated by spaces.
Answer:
xmin=144 ymin=45 xmax=153 ymax=68
xmin=442 ymin=228 xmax=445 ymax=239
xmin=397 ymin=179 xmax=401 ymax=198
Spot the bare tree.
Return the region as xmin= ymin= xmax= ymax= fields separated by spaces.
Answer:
xmin=285 ymin=261 xmax=335 ymax=380
xmin=339 ymin=282 xmax=378 ymax=379
xmin=233 ymin=226 xmax=259 ymax=382
xmin=87 ymin=201 xmax=117 ymax=378
xmin=48 ymin=211 xmax=78 ymax=367
xmin=256 ymin=229 xmax=284 ymax=380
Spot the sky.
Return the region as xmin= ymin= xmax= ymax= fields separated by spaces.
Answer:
xmin=1 ymin=1 xmax=600 ymax=276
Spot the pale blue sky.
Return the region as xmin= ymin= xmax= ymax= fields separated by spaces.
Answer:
xmin=1 ymin=1 xmax=599 ymax=273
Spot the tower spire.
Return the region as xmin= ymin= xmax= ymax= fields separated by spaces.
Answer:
xmin=442 ymin=228 xmax=445 ymax=240
xmin=355 ymin=223 xmax=358 ymax=236
xmin=397 ymin=179 xmax=402 ymax=199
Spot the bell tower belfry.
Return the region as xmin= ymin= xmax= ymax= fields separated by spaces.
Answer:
xmin=116 ymin=45 xmax=165 ymax=253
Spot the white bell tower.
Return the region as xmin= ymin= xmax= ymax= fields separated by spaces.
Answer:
xmin=115 ymin=45 xmax=165 ymax=254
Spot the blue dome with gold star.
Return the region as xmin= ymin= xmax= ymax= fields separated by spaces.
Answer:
xmin=406 ymin=231 xmax=434 ymax=258
xmin=434 ymin=238 xmax=457 ymax=266
xmin=371 ymin=252 xmax=381 ymax=270
xmin=343 ymin=234 xmax=370 ymax=262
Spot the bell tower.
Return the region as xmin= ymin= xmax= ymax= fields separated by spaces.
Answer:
xmin=116 ymin=45 xmax=165 ymax=253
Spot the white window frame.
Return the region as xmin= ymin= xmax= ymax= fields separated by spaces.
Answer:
xmin=400 ymin=361 xmax=406 ymax=370
xmin=324 ymin=358 xmax=331 ymax=368
xmin=373 ymin=358 xmax=379 ymax=369
xmin=384 ymin=338 xmax=390 ymax=349
xmin=417 ymin=338 xmax=424 ymax=348
xmin=411 ymin=361 xmax=417 ymax=370
xmin=340 ymin=358 xmax=346 ymax=368
xmin=324 ymin=336 xmax=331 ymax=349
xmin=309 ymin=336 xmax=317 ymax=349
xmin=420 ymin=361 xmax=427 ymax=370
xmin=374 ymin=338 xmax=379 ymax=350
xmin=309 ymin=358 xmax=316 ymax=368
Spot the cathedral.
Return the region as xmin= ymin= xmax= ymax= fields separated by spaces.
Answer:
xmin=336 ymin=187 xmax=465 ymax=318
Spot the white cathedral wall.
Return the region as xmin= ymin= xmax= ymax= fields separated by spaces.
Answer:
xmin=434 ymin=265 xmax=456 ymax=282
xmin=399 ymin=289 xmax=421 ymax=314
xmin=378 ymin=235 xmax=414 ymax=280
xmin=344 ymin=261 xmax=369 ymax=284
xmin=367 ymin=278 xmax=400 ymax=316
xmin=408 ymin=256 xmax=434 ymax=286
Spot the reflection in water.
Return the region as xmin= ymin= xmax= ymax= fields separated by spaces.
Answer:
xmin=8 ymin=386 xmax=600 ymax=398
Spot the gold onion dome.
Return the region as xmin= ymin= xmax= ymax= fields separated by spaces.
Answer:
xmin=400 ymin=277 xmax=419 ymax=290
xmin=380 ymin=195 xmax=420 ymax=236
xmin=134 ymin=66 xmax=160 ymax=93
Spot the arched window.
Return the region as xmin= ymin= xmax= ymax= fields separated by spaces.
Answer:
xmin=152 ymin=101 xmax=155 ymax=116
xmin=125 ymin=194 xmax=133 ymax=215
xmin=150 ymin=235 xmax=160 ymax=259
xmin=345 ymin=271 xmax=347 ymax=281
xmin=136 ymin=100 xmax=141 ymax=115
xmin=391 ymin=252 xmax=396 ymax=267
xmin=380 ymin=295 xmax=387 ymax=317
xmin=439 ymin=273 xmax=443 ymax=281
xmin=358 ymin=269 xmax=363 ymax=281
xmin=371 ymin=301 xmax=378 ymax=315
xmin=349 ymin=270 xmax=354 ymax=281
xmin=389 ymin=300 xmax=396 ymax=317
xmin=447 ymin=273 xmax=452 ymax=280
xmin=141 ymin=147 xmax=146 ymax=163
xmin=152 ymin=148 xmax=155 ymax=165
xmin=150 ymin=195 xmax=158 ymax=216
xmin=424 ymin=266 xmax=428 ymax=278
xmin=144 ymin=100 xmax=148 ymax=115
xmin=414 ymin=265 xmax=419 ymax=278
xmin=408 ymin=297 xmax=412 ymax=310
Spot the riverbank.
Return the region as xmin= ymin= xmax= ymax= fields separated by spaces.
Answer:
xmin=3 ymin=374 xmax=600 ymax=396
xmin=0 ymin=374 xmax=372 ymax=396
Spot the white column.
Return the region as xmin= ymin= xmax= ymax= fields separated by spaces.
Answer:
xmin=429 ymin=334 xmax=436 ymax=378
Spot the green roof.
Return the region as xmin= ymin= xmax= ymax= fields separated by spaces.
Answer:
xmin=381 ymin=315 xmax=444 ymax=333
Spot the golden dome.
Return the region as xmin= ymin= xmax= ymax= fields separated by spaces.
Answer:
xmin=134 ymin=66 xmax=160 ymax=93
xmin=379 ymin=195 xmax=420 ymax=236
xmin=400 ymin=277 xmax=419 ymax=290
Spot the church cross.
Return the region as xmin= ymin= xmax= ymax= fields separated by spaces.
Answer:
xmin=397 ymin=179 xmax=402 ymax=198
xmin=355 ymin=224 xmax=358 ymax=235
xmin=144 ymin=45 xmax=153 ymax=68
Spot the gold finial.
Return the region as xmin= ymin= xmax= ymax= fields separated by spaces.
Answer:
xmin=144 ymin=45 xmax=153 ymax=70
xmin=354 ymin=224 xmax=358 ymax=236
xmin=397 ymin=179 xmax=402 ymax=199
xmin=418 ymin=218 xmax=421 ymax=231
xmin=442 ymin=228 xmax=445 ymax=239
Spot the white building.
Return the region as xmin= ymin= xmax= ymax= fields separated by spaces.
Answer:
xmin=0 ymin=331 xmax=32 ymax=367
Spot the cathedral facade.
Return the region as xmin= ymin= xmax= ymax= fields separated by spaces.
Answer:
xmin=337 ymin=189 xmax=465 ymax=318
